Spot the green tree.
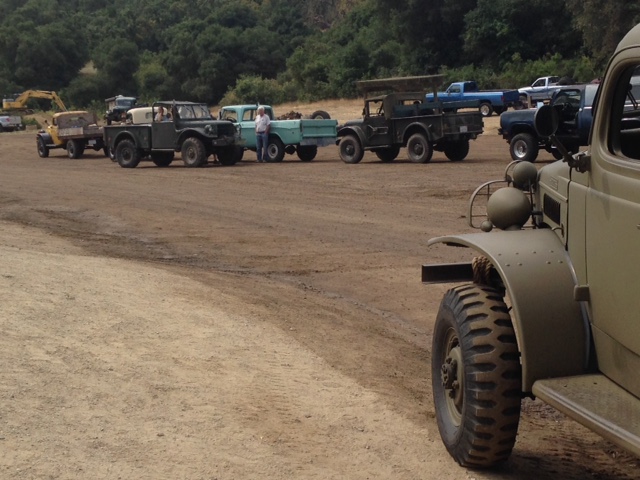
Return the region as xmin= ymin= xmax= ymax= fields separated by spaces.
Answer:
xmin=463 ymin=0 xmax=582 ymax=70
xmin=93 ymin=39 xmax=140 ymax=95
xmin=566 ymin=0 xmax=640 ymax=69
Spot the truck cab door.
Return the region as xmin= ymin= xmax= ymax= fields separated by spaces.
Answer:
xmin=151 ymin=112 xmax=177 ymax=150
xmin=585 ymin=58 xmax=640 ymax=396
xmin=239 ymin=108 xmax=258 ymax=148
xmin=362 ymin=100 xmax=390 ymax=148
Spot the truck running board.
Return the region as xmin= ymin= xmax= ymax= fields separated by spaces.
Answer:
xmin=533 ymin=374 xmax=640 ymax=457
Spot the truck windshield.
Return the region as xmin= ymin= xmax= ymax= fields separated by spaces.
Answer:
xmin=177 ymin=104 xmax=212 ymax=120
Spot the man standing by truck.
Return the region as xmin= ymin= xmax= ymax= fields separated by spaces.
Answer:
xmin=255 ymin=106 xmax=270 ymax=162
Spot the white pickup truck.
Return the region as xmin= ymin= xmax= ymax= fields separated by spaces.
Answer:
xmin=0 ymin=114 xmax=24 ymax=132
xmin=518 ymin=76 xmax=561 ymax=106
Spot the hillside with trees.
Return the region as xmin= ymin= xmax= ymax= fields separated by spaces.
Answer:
xmin=0 ymin=0 xmax=639 ymax=109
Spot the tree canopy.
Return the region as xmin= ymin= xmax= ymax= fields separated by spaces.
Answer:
xmin=1 ymin=0 xmax=639 ymax=109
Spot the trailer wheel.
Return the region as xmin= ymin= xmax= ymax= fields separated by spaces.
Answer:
xmin=432 ymin=283 xmax=522 ymax=468
xmin=37 ymin=136 xmax=49 ymax=158
xmin=217 ymin=146 xmax=239 ymax=166
xmin=375 ymin=146 xmax=400 ymax=162
xmin=297 ymin=145 xmax=317 ymax=162
xmin=407 ymin=133 xmax=433 ymax=163
xmin=116 ymin=139 xmax=141 ymax=168
xmin=67 ymin=139 xmax=85 ymax=159
xmin=479 ymin=102 xmax=493 ymax=117
xmin=181 ymin=137 xmax=207 ymax=167
xmin=151 ymin=151 xmax=174 ymax=167
xmin=339 ymin=135 xmax=364 ymax=164
xmin=266 ymin=137 xmax=286 ymax=162
xmin=443 ymin=140 xmax=470 ymax=162
xmin=509 ymin=133 xmax=538 ymax=162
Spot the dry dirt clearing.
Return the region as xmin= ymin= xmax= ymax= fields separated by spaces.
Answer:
xmin=0 ymin=111 xmax=638 ymax=479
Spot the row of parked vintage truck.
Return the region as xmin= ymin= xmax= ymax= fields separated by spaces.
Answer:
xmin=32 ymin=74 xmax=492 ymax=168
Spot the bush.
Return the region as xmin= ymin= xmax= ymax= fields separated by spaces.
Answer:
xmin=220 ymin=75 xmax=296 ymax=106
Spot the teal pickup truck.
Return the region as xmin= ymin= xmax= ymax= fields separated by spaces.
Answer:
xmin=218 ymin=105 xmax=337 ymax=162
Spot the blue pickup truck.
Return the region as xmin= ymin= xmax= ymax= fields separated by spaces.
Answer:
xmin=499 ymin=83 xmax=598 ymax=162
xmin=425 ymin=81 xmax=521 ymax=117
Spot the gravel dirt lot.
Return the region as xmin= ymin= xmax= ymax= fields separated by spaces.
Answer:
xmin=0 ymin=104 xmax=638 ymax=479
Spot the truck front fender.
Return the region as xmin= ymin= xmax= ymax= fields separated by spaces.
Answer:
xmin=37 ymin=131 xmax=54 ymax=147
xmin=426 ymin=229 xmax=589 ymax=391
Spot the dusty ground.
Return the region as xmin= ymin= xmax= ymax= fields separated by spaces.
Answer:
xmin=0 ymin=103 xmax=639 ymax=479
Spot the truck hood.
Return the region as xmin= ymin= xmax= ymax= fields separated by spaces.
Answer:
xmin=341 ymin=119 xmax=363 ymax=128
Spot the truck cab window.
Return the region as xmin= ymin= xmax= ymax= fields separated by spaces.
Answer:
xmin=609 ymin=64 xmax=640 ymax=160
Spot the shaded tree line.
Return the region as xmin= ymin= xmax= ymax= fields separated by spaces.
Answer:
xmin=0 ymin=0 xmax=639 ymax=110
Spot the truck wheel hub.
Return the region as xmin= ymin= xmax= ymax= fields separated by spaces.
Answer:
xmin=441 ymin=345 xmax=463 ymax=413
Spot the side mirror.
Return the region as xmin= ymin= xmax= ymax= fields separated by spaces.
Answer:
xmin=535 ymin=104 xmax=590 ymax=172
xmin=534 ymin=105 xmax=559 ymax=137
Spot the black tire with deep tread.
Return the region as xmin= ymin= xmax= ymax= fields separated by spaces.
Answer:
xmin=296 ymin=145 xmax=317 ymax=162
xmin=406 ymin=133 xmax=433 ymax=163
xmin=509 ymin=132 xmax=538 ymax=162
xmin=151 ymin=151 xmax=174 ymax=167
xmin=375 ymin=146 xmax=400 ymax=162
xmin=432 ymin=283 xmax=522 ymax=468
xmin=37 ymin=136 xmax=49 ymax=158
xmin=339 ymin=135 xmax=363 ymax=164
xmin=266 ymin=137 xmax=286 ymax=162
xmin=181 ymin=137 xmax=207 ymax=167
xmin=116 ymin=139 xmax=141 ymax=168
xmin=443 ymin=140 xmax=470 ymax=162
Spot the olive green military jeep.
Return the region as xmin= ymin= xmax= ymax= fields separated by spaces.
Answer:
xmin=422 ymin=23 xmax=640 ymax=468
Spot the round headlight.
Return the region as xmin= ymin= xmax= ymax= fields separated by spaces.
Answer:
xmin=512 ymin=161 xmax=538 ymax=190
xmin=487 ymin=187 xmax=531 ymax=230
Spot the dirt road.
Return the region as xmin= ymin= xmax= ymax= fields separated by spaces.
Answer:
xmin=0 ymin=120 xmax=638 ymax=479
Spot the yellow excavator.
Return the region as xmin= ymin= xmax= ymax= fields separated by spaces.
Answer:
xmin=2 ymin=90 xmax=67 ymax=112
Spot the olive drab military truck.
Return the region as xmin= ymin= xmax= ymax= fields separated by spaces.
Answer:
xmin=337 ymin=75 xmax=483 ymax=164
xmin=422 ymin=23 xmax=640 ymax=468
xmin=103 ymin=101 xmax=238 ymax=168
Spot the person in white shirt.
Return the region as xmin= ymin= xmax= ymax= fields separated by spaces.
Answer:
xmin=155 ymin=106 xmax=166 ymax=122
xmin=255 ymin=106 xmax=271 ymax=162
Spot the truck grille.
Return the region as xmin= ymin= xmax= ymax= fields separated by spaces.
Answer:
xmin=543 ymin=194 xmax=561 ymax=225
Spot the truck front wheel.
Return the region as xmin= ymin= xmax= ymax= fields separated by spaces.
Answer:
xmin=297 ymin=145 xmax=317 ymax=162
xmin=182 ymin=137 xmax=207 ymax=167
xmin=443 ymin=140 xmax=470 ymax=162
xmin=339 ymin=135 xmax=363 ymax=164
xmin=479 ymin=102 xmax=494 ymax=117
xmin=509 ymin=133 xmax=538 ymax=162
xmin=407 ymin=133 xmax=433 ymax=163
xmin=37 ymin=137 xmax=49 ymax=158
xmin=67 ymin=139 xmax=85 ymax=159
xmin=116 ymin=139 xmax=141 ymax=168
xmin=432 ymin=283 xmax=522 ymax=468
